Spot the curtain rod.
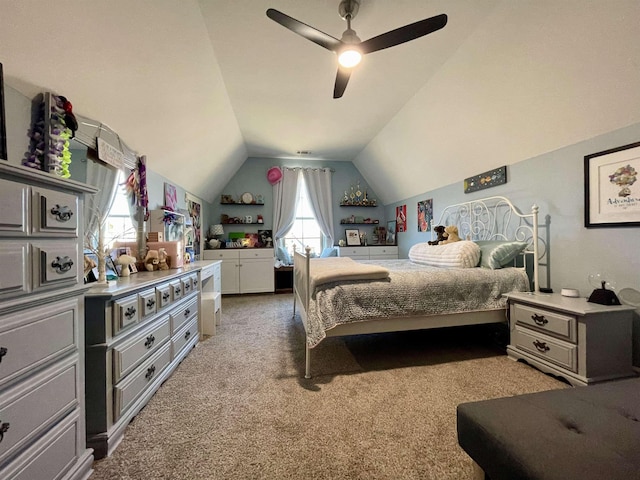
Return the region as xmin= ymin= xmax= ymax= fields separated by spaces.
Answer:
xmin=281 ymin=166 xmax=335 ymax=172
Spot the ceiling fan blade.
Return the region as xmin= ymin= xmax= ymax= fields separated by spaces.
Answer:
xmin=359 ymin=13 xmax=448 ymax=55
xmin=266 ymin=8 xmax=342 ymax=52
xmin=333 ymin=66 xmax=352 ymax=99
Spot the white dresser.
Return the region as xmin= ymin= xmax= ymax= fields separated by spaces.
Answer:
xmin=84 ymin=267 xmax=202 ymax=459
xmin=0 ymin=163 xmax=95 ymax=480
xmin=336 ymin=245 xmax=399 ymax=260
xmin=203 ymin=248 xmax=274 ymax=294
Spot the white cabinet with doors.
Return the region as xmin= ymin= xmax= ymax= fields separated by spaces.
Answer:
xmin=203 ymin=249 xmax=274 ymax=294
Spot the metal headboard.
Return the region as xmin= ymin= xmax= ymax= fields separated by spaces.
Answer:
xmin=433 ymin=196 xmax=545 ymax=292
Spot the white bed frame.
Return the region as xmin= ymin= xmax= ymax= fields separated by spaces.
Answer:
xmin=293 ymin=196 xmax=543 ymax=378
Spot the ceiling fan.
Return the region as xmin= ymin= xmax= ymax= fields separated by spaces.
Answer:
xmin=266 ymin=0 xmax=447 ymax=98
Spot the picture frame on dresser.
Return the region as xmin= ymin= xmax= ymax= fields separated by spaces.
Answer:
xmin=584 ymin=141 xmax=640 ymax=228
xmin=345 ymin=228 xmax=361 ymax=246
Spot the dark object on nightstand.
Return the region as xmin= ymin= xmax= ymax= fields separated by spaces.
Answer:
xmin=588 ymin=281 xmax=621 ymax=305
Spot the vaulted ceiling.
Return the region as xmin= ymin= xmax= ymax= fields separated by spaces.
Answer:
xmin=1 ymin=1 xmax=639 ymax=205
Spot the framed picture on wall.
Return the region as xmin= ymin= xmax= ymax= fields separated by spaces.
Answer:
xmin=345 ymin=229 xmax=361 ymax=246
xmin=584 ymin=141 xmax=640 ymax=228
xmin=386 ymin=221 xmax=396 ymax=245
xmin=0 ymin=62 xmax=7 ymax=161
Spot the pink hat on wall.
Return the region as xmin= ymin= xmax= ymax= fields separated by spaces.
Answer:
xmin=267 ymin=166 xmax=283 ymax=185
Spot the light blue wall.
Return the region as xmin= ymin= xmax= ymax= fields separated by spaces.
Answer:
xmin=385 ymin=122 xmax=640 ymax=366
xmin=208 ymin=157 xmax=388 ymax=247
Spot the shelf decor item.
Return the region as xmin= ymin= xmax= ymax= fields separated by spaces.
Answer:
xmin=584 ymin=141 xmax=640 ymax=228
xmin=345 ymin=228 xmax=361 ymax=246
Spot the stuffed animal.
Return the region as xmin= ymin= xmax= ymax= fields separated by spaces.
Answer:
xmin=440 ymin=225 xmax=461 ymax=244
xmin=158 ymin=248 xmax=170 ymax=270
xmin=428 ymin=225 xmax=448 ymax=245
xmin=144 ymin=249 xmax=160 ymax=271
xmin=84 ymin=255 xmax=97 ymax=276
xmin=116 ymin=254 xmax=137 ymax=277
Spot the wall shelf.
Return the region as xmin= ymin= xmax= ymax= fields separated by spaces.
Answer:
xmin=340 ymin=222 xmax=380 ymax=225
xmin=220 ymin=202 xmax=264 ymax=206
xmin=339 ymin=203 xmax=377 ymax=207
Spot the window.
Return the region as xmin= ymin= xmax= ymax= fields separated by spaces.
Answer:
xmin=104 ymin=170 xmax=136 ymax=248
xmin=282 ymin=177 xmax=323 ymax=256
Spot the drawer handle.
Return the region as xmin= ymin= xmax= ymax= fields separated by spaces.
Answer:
xmin=0 ymin=422 xmax=9 ymax=444
xmin=124 ymin=306 xmax=137 ymax=319
xmin=175 ymin=287 xmax=182 ymax=295
xmin=184 ymin=309 xmax=191 ymax=317
xmin=193 ymin=279 xmax=198 ymax=286
xmin=145 ymin=365 xmax=156 ymax=381
xmin=0 ymin=347 xmax=6 ymax=363
xmin=50 ymin=204 xmax=73 ymax=222
xmin=51 ymin=256 xmax=74 ymax=274
xmin=185 ymin=284 xmax=191 ymax=291
xmin=185 ymin=330 xmax=191 ymax=340
xmin=162 ymin=292 xmax=170 ymax=302
xmin=531 ymin=314 xmax=548 ymax=326
xmin=533 ymin=340 xmax=550 ymax=353
xmin=146 ymin=298 xmax=156 ymax=309
xmin=144 ymin=335 xmax=155 ymax=349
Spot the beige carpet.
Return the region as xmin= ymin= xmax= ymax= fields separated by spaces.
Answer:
xmin=90 ymin=294 xmax=566 ymax=480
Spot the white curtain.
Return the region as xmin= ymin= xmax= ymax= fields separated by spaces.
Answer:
xmin=84 ymin=159 xmax=119 ymax=249
xmin=272 ymin=167 xmax=300 ymax=244
xmin=301 ymin=168 xmax=334 ymax=248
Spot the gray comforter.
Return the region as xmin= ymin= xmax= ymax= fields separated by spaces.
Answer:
xmin=304 ymin=259 xmax=530 ymax=347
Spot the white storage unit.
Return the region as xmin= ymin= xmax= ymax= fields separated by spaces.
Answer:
xmin=199 ymin=260 xmax=222 ymax=336
xmin=84 ymin=268 xmax=201 ymax=459
xmin=203 ymin=248 xmax=274 ymax=294
xmin=336 ymin=245 xmax=398 ymax=260
xmin=0 ymin=163 xmax=95 ymax=480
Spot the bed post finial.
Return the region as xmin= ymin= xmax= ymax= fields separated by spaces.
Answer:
xmin=531 ymin=204 xmax=540 ymax=293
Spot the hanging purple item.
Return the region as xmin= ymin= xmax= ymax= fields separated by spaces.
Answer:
xmin=138 ymin=155 xmax=149 ymax=221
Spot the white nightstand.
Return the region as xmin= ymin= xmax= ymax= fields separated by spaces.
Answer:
xmin=505 ymin=292 xmax=636 ymax=386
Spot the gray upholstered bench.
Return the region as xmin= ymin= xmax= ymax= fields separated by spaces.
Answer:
xmin=456 ymin=377 xmax=640 ymax=480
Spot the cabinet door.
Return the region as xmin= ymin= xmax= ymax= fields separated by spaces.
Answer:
xmin=221 ymin=259 xmax=240 ymax=294
xmin=240 ymin=259 xmax=274 ymax=293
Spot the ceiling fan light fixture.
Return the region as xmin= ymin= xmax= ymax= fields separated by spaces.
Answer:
xmin=338 ymin=47 xmax=362 ymax=68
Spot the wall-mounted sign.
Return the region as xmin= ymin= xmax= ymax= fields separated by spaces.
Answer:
xmin=97 ymin=137 xmax=124 ymax=170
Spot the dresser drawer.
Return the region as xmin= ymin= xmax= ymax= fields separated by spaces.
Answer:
xmin=369 ymin=246 xmax=398 ymax=258
xmin=112 ymin=316 xmax=171 ymax=382
xmin=31 ymin=241 xmax=79 ymax=290
xmin=205 ymin=250 xmax=238 ymax=261
xmin=170 ymin=280 xmax=183 ymax=302
xmin=31 ymin=187 xmax=78 ymax=236
xmin=0 ymin=357 xmax=78 ymax=465
xmin=170 ymin=297 xmax=198 ymax=334
xmin=512 ymin=302 xmax=576 ymax=342
xmin=156 ymin=283 xmax=172 ymax=310
xmin=0 ymin=244 xmax=29 ymax=298
xmin=181 ymin=275 xmax=195 ymax=296
xmin=113 ymin=294 xmax=140 ymax=335
xmin=190 ymin=273 xmax=200 ymax=292
xmin=172 ymin=318 xmax=198 ymax=360
xmin=0 ymin=298 xmax=78 ymax=388
xmin=513 ymin=326 xmax=577 ymax=372
xmin=114 ymin=343 xmax=171 ymax=421
xmin=138 ymin=288 xmax=157 ymax=318
xmin=0 ymin=179 xmax=28 ymax=236
xmin=240 ymin=249 xmax=274 ymax=260
xmin=0 ymin=410 xmax=81 ymax=480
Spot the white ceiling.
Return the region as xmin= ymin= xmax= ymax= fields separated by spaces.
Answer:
xmin=1 ymin=1 xmax=639 ymax=205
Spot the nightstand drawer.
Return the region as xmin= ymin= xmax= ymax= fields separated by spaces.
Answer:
xmin=512 ymin=303 xmax=576 ymax=342
xmin=514 ymin=326 xmax=577 ymax=372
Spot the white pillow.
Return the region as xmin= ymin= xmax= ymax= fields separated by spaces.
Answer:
xmin=409 ymin=241 xmax=481 ymax=268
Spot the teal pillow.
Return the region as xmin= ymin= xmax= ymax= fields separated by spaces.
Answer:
xmin=476 ymin=241 xmax=528 ymax=269
xmin=319 ymin=247 xmax=337 ymax=258
xmin=276 ymin=246 xmax=293 ymax=265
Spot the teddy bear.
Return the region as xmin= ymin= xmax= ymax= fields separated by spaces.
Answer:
xmin=158 ymin=248 xmax=170 ymax=270
xmin=144 ymin=249 xmax=160 ymax=271
xmin=428 ymin=225 xmax=448 ymax=245
xmin=115 ymin=254 xmax=137 ymax=277
xmin=440 ymin=225 xmax=461 ymax=244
